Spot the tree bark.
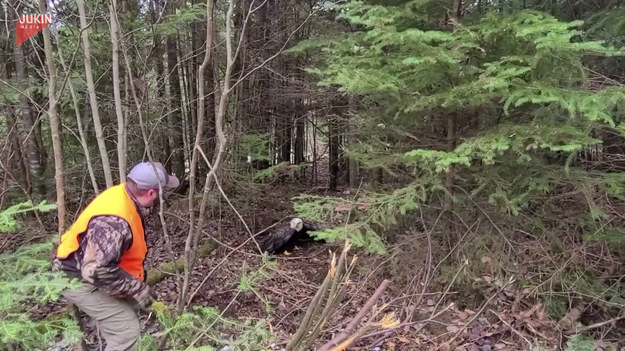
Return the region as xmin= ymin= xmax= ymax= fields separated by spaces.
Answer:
xmin=167 ymin=36 xmax=185 ymax=177
xmin=110 ymin=0 xmax=127 ymax=181
xmin=39 ymin=0 xmax=65 ymax=235
xmin=177 ymin=46 xmax=192 ymax=168
xmin=294 ymin=114 xmax=305 ymax=164
xmin=56 ymin=36 xmax=100 ymax=195
xmin=180 ymin=0 xmax=215 ymax=312
xmin=5 ymin=112 xmax=29 ymax=193
xmin=14 ymin=41 xmax=40 ymax=192
xmin=77 ymin=0 xmax=114 ymax=187
xmin=329 ymin=112 xmax=339 ymax=191
xmin=445 ymin=0 xmax=462 ymax=245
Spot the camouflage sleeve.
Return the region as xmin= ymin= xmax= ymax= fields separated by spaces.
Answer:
xmin=80 ymin=216 xmax=147 ymax=298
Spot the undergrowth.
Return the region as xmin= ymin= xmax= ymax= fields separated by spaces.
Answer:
xmin=0 ymin=201 xmax=81 ymax=350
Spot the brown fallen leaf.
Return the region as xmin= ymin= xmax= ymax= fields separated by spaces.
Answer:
xmin=397 ymin=337 xmax=410 ymax=344
xmin=446 ymin=325 xmax=460 ymax=333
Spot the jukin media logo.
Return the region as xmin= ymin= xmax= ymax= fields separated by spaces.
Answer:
xmin=16 ymin=14 xmax=52 ymax=47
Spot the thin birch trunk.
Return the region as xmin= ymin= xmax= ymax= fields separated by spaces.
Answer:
xmin=39 ymin=0 xmax=65 ymax=234
xmin=110 ymin=0 xmax=127 ymax=181
xmin=77 ymin=0 xmax=114 ymax=187
xmin=180 ymin=0 xmax=215 ymax=312
xmin=176 ymin=47 xmax=191 ymax=167
xmin=56 ymin=36 xmax=100 ymax=195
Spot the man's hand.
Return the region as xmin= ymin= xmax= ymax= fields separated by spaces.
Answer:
xmin=133 ymin=285 xmax=154 ymax=310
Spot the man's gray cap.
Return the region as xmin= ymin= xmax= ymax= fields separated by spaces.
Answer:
xmin=127 ymin=162 xmax=180 ymax=190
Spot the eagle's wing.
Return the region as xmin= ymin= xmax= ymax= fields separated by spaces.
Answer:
xmin=261 ymin=225 xmax=297 ymax=253
xmin=302 ymin=220 xmax=324 ymax=232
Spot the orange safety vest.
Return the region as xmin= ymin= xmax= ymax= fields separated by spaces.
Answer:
xmin=56 ymin=184 xmax=147 ymax=281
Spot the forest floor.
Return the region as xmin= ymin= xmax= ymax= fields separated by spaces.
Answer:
xmin=19 ymin=171 xmax=622 ymax=351
xmin=137 ymin=176 xmax=563 ymax=351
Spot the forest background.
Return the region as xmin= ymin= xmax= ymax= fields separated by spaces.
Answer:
xmin=2 ymin=0 xmax=625 ymax=350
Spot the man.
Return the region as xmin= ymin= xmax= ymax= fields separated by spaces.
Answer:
xmin=53 ymin=162 xmax=179 ymax=351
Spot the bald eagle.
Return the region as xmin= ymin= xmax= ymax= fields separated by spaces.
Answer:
xmin=261 ymin=217 xmax=323 ymax=254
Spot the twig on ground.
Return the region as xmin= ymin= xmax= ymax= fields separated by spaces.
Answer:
xmin=355 ymin=302 xmax=456 ymax=350
xmin=185 ymin=219 xmax=290 ymax=307
xmin=317 ymin=279 xmax=392 ymax=351
xmin=567 ymin=314 xmax=625 ymax=334
xmin=432 ymin=258 xmax=467 ymax=316
xmin=443 ymin=276 xmax=515 ymax=348
xmin=489 ymin=309 xmax=532 ymax=347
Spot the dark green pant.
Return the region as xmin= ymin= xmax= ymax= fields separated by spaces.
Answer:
xmin=63 ymin=283 xmax=140 ymax=351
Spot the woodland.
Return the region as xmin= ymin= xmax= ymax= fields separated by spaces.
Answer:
xmin=2 ymin=0 xmax=625 ymax=350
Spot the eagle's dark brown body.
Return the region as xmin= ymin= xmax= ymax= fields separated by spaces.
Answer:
xmin=260 ymin=217 xmax=324 ymax=254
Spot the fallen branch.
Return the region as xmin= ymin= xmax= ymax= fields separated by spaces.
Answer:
xmin=442 ymin=276 xmax=515 ymax=349
xmin=145 ymin=241 xmax=218 ymax=286
xmin=489 ymin=309 xmax=532 ymax=348
xmin=185 ymin=218 xmax=291 ymax=307
xmin=286 ymin=241 xmax=355 ymax=351
xmin=317 ymin=279 xmax=392 ymax=351
xmin=567 ymin=314 xmax=625 ymax=334
xmin=354 ymin=303 xmax=456 ymax=350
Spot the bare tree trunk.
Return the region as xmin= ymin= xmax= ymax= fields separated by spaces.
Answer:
xmin=167 ymin=36 xmax=185 ymax=177
xmin=77 ymin=0 xmax=114 ymax=187
xmin=6 ymin=112 xmax=29 ymax=192
xmin=6 ymin=1 xmax=32 ymax=196
xmin=279 ymin=113 xmax=292 ymax=163
xmin=56 ymin=36 xmax=100 ymax=195
xmin=347 ymin=96 xmax=359 ymax=188
xmin=39 ymin=0 xmax=65 ymax=234
xmin=294 ymin=115 xmax=305 ymax=164
xmin=181 ymin=0 xmax=255 ymax=311
xmin=180 ymin=0 xmax=215 ymax=312
xmin=329 ymin=107 xmax=339 ymax=191
xmin=110 ymin=0 xmax=127 ymax=181
xmin=14 ymin=42 xmax=41 ymax=192
xmin=445 ymin=0 xmax=462 ymax=245
xmin=177 ymin=46 xmax=192 ymax=167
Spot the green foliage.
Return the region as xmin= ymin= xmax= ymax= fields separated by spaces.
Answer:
xmin=254 ymin=162 xmax=307 ymax=182
xmin=565 ymin=334 xmax=596 ymax=351
xmin=583 ymin=227 xmax=625 ymax=244
xmin=238 ymin=133 xmax=272 ymax=163
xmin=254 ymin=162 xmax=288 ymax=182
xmin=138 ymin=333 xmax=159 ymax=351
xmin=149 ymin=301 xmax=273 ymax=351
xmin=313 ymin=225 xmax=387 ymax=255
xmin=0 ymin=238 xmax=81 ymax=347
xmin=293 ymin=183 xmax=434 ymax=254
xmin=0 ymin=202 xmax=80 ymax=349
xmin=238 ymin=257 xmax=276 ymax=314
xmin=0 ymin=200 xmax=57 ymax=232
xmin=0 ymin=316 xmax=81 ymax=350
xmin=291 ymin=0 xmax=625 ymax=260
xmin=156 ymin=3 xmax=206 ymax=36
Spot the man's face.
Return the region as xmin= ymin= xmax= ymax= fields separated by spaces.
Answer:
xmin=139 ymin=189 xmax=159 ymax=208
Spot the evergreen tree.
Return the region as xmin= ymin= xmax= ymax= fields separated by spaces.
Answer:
xmin=290 ymin=0 xmax=625 ymax=251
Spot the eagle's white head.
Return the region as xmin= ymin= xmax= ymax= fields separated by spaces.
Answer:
xmin=289 ymin=217 xmax=304 ymax=232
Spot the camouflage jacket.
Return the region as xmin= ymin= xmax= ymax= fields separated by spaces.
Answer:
xmin=53 ymin=191 xmax=148 ymax=299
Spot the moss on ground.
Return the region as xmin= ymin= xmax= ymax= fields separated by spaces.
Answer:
xmin=146 ymin=240 xmax=218 ymax=286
